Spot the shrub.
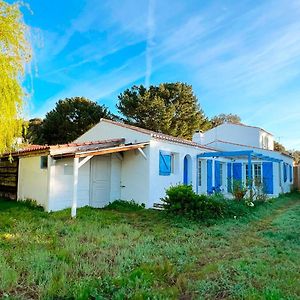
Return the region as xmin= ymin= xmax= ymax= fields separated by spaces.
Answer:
xmin=161 ymin=185 xmax=227 ymax=219
xmin=232 ymin=179 xmax=248 ymax=201
xmin=161 ymin=185 xmax=199 ymax=214
xmin=104 ymin=200 xmax=145 ymax=211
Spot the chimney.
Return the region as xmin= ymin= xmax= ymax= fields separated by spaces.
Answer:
xmin=192 ymin=130 xmax=204 ymax=144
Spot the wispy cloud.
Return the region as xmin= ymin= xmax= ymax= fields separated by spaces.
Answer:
xmin=26 ymin=0 xmax=300 ymax=149
xmin=145 ymin=0 xmax=155 ymax=87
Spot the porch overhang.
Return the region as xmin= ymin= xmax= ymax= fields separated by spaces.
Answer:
xmin=197 ymin=150 xmax=282 ymax=163
xmin=51 ymin=142 xmax=149 ymax=159
xmin=68 ymin=141 xmax=149 ymax=218
xmin=197 ymin=150 xmax=282 ymax=193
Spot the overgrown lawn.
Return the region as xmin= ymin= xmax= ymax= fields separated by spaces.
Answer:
xmin=0 ymin=194 xmax=299 ymax=299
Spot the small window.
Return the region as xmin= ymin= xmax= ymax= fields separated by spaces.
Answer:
xmin=254 ymin=163 xmax=262 ymax=185
xmin=264 ymin=136 xmax=269 ymax=149
xmin=159 ymin=151 xmax=173 ymax=176
xmin=246 ymin=163 xmax=262 ymax=186
xmin=245 ymin=163 xmax=252 ymax=182
xmin=40 ymin=156 xmax=48 ymax=169
xmin=198 ymin=160 xmax=202 ymax=186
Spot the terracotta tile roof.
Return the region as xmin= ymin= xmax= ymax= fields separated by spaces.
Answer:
xmin=50 ymin=138 xmax=125 ymax=156
xmin=101 ymin=119 xmax=217 ymax=151
xmin=205 ymin=139 xmax=293 ymax=158
xmin=7 ymin=139 xmax=126 ymax=157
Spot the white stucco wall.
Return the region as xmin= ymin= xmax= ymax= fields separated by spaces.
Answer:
xmin=17 ymin=156 xmax=48 ymax=208
xmin=48 ymin=154 xmax=123 ymax=211
xmin=120 ymin=146 xmax=150 ymax=206
xmin=75 ymin=120 xmax=151 ymax=144
xmin=48 ymin=158 xmax=90 ymax=211
xmin=148 ymin=139 xmax=209 ymax=207
xmin=201 ymin=123 xmax=274 ymax=150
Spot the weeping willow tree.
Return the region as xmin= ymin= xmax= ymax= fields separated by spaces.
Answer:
xmin=0 ymin=0 xmax=31 ymax=154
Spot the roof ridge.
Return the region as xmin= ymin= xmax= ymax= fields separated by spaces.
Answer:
xmin=100 ymin=118 xmax=217 ymax=151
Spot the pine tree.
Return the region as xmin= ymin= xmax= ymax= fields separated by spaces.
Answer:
xmin=117 ymin=83 xmax=210 ymax=139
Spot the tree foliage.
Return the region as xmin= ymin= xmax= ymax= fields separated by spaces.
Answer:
xmin=210 ymin=113 xmax=241 ymax=128
xmin=22 ymin=118 xmax=43 ymax=144
xmin=38 ymin=97 xmax=113 ymax=145
xmin=117 ymin=83 xmax=210 ymax=139
xmin=274 ymin=141 xmax=286 ymax=152
xmin=292 ymin=151 xmax=300 ymax=165
xmin=0 ymin=0 xmax=31 ymax=153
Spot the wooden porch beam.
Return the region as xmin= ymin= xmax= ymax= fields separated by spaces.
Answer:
xmin=78 ymin=155 xmax=93 ymax=168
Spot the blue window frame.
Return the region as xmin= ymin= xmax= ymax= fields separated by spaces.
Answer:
xmin=283 ymin=163 xmax=287 ymax=182
xmin=289 ymin=165 xmax=293 ymax=182
xmin=159 ymin=151 xmax=172 ymax=176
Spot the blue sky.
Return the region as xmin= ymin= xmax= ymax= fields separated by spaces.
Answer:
xmin=18 ymin=0 xmax=300 ymax=149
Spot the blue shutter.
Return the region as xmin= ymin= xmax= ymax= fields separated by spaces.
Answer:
xmin=214 ymin=160 xmax=221 ymax=192
xmin=263 ymin=162 xmax=273 ymax=194
xmin=159 ymin=151 xmax=171 ymax=176
xmin=283 ymin=163 xmax=287 ymax=182
xmin=289 ymin=165 xmax=293 ymax=182
xmin=233 ymin=163 xmax=242 ymax=181
xmin=227 ymin=162 xmax=232 ymax=192
xmin=207 ymin=159 xmax=213 ymax=194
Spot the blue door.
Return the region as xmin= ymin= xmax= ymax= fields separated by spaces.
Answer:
xmin=263 ymin=162 xmax=273 ymax=194
xmin=207 ymin=159 xmax=213 ymax=194
xmin=183 ymin=156 xmax=188 ymax=185
xmin=233 ymin=163 xmax=242 ymax=181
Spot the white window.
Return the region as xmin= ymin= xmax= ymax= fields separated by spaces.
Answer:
xmin=198 ymin=160 xmax=202 ymax=186
xmin=253 ymin=163 xmax=262 ymax=184
xmin=264 ymin=136 xmax=269 ymax=149
xmin=245 ymin=163 xmax=262 ymax=186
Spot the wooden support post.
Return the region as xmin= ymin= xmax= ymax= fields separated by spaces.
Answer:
xmin=137 ymin=147 xmax=147 ymax=160
xmin=71 ymin=157 xmax=79 ymax=218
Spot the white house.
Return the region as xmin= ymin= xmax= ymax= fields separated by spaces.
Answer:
xmin=3 ymin=119 xmax=293 ymax=212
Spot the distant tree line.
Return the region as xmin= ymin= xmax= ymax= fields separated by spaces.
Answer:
xmin=23 ymin=83 xmax=243 ymax=145
xmin=23 ymin=82 xmax=297 ymax=164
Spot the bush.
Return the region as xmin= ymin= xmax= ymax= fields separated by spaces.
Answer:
xmin=104 ymin=200 xmax=145 ymax=211
xmin=161 ymin=185 xmax=227 ymax=219
xmin=232 ymin=179 xmax=248 ymax=200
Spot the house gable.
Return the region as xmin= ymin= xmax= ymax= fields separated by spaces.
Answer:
xmin=75 ymin=119 xmax=151 ymax=144
xmin=200 ymin=123 xmax=274 ymax=150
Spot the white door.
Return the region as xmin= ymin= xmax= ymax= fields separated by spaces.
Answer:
xmin=90 ymin=156 xmax=111 ymax=207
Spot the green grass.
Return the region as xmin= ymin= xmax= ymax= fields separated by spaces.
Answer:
xmin=0 ymin=194 xmax=299 ymax=299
